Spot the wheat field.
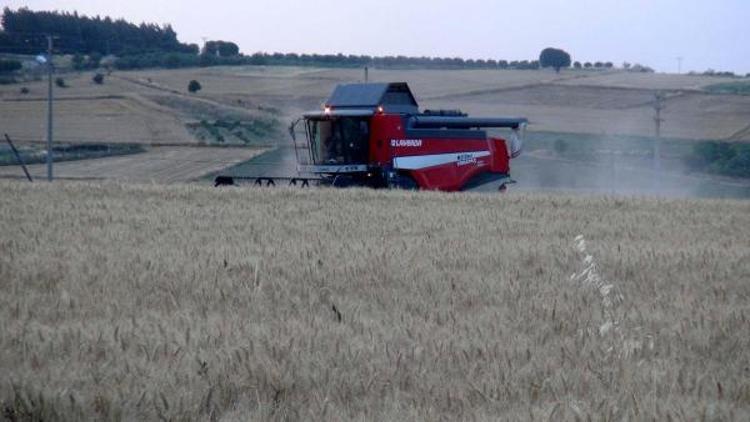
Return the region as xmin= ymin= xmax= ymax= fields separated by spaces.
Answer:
xmin=1 ymin=181 xmax=749 ymax=421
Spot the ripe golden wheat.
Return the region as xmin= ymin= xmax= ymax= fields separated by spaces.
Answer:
xmin=0 ymin=181 xmax=748 ymax=421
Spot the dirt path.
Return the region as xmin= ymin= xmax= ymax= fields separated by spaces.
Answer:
xmin=0 ymin=147 xmax=264 ymax=183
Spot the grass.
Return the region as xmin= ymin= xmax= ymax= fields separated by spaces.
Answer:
xmin=525 ymin=131 xmax=697 ymax=160
xmin=186 ymin=119 xmax=280 ymax=146
xmin=704 ymin=81 xmax=750 ymax=95
xmin=0 ymin=143 xmax=145 ymax=166
xmin=0 ymin=181 xmax=749 ymax=420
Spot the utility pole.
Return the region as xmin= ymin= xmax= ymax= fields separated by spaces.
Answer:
xmin=676 ymin=57 xmax=683 ymax=74
xmin=46 ymin=35 xmax=54 ymax=182
xmin=653 ymin=92 xmax=666 ymax=183
xmin=364 ymin=66 xmax=369 ymax=83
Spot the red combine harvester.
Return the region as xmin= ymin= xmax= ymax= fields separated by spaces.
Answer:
xmin=215 ymin=82 xmax=527 ymax=191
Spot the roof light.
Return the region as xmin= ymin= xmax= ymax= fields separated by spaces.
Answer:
xmin=377 ymin=105 xmax=384 ymax=114
xmin=324 ymin=106 xmax=332 ymax=115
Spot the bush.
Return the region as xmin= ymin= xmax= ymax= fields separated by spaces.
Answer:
xmin=88 ymin=52 xmax=103 ymax=69
xmin=686 ymin=141 xmax=750 ymax=178
xmin=188 ymin=80 xmax=202 ymax=93
xmin=553 ymin=139 xmax=569 ymax=155
xmin=55 ymin=77 xmax=67 ymax=88
xmin=72 ymin=53 xmax=86 ymax=70
xmin=92 ymin=73 xmax=104 ymax=84
xmin=0 ymin=59 xmax=22 ymax=73
xmin=704 ymin=81 xmax=750 ymax=95
xmin=20 ymin=87 xmax=29 ymax=94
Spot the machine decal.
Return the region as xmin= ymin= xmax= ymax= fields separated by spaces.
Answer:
xmin=393 ymin=151 xmax=490 ymax=170
xmin=390 ymin=139 xmax=423 ymax=147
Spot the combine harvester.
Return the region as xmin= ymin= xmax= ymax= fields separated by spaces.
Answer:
xmin=215 ymin=82 xmax=527 ymax=191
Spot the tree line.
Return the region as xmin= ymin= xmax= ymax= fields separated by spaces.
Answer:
xmin=114 ymin=51 xmax=553 ymax=71
xmin=0 ymin=7 xmax=198 ymax=56
xmin=0 ymin=8 xmax=653 ymax=74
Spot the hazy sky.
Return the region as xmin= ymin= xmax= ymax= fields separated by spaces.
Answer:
xmin=6 ymin=0 xmax=750 ymax=74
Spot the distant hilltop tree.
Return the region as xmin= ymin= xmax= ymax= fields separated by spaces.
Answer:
xmin=203 ymin=41 xmax=240 ymax=57
xmin=539 ymin=48 xmax=571 ymax=73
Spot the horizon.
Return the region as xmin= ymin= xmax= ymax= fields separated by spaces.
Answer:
xmin=3 ymin=1 xmax=750 ymax=75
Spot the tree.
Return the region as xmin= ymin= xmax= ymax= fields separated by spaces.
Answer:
xmin=573 ymin=61 xmax=582 ymax=69
xmin=88 ymin=52 xmax=102 ymax=69
xmin=604 ymin=62 xmax=614 ymax=68
xmin=72 ymin=53 xmax=86 ymax=70
xmin=187 ymin=79 xmax=201 ymax=93
xmin=203 ymin=40 xmax=240 ymax=57
xmin=584 ymin=62 xmax=593 ymax=69
xmin=539 ymin=48 xmax=571 ymax=73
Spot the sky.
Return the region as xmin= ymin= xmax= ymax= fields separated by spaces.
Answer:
xmin=5 ymin=0 xmax=750 ymax=74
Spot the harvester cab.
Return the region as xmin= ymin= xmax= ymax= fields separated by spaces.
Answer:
xmin=219 ymin=82 xmax=527 ymax=191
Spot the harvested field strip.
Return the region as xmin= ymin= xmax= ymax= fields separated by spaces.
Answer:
xmin=0 ymin=147 xmax=264 ymax=183
xmin=0 ymin=182 xmax=748 ymax=420
xmin=2 ymin=95 xmax=128 ymax=102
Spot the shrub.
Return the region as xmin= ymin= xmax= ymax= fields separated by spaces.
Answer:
xmin=55 ymin=77 xmax=67 ymax=88
xmin=0 ymin=59 xmax=22 ymax=73
xmin=188 ymin=80 xmax=202 ymax=93
xmin=20 ymin=87 xmax=29 ymax=94
xmin=72 ymin=53 xmax=86 ymax=70
xmin=553 ymin=138 xmax=569 ymax=155
xmin=686 ymin=141 xmax=750 ymax=178
xmin=92 ymin=73 xmax=104 ymax=84
xmin=88 ymin=52 xmax=103 ymax=69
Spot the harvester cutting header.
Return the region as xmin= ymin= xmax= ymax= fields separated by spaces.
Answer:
xmin=216 ymin=82 xmax=527 ymax=191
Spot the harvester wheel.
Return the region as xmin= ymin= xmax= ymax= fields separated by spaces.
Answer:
xmin=214 ymin=176 xmax=235 ymax=187
xmin=391 ymin=175 xmax=418 ymax=190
